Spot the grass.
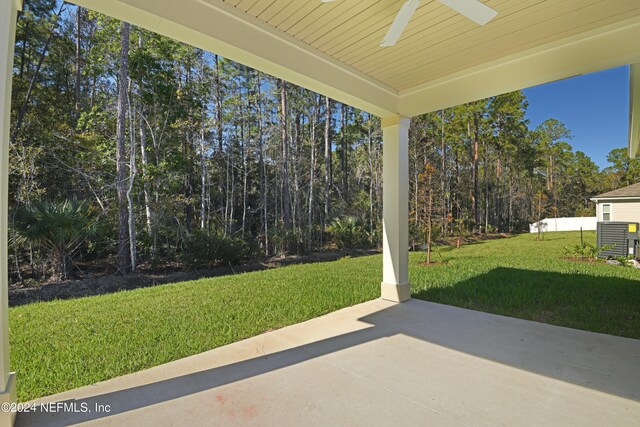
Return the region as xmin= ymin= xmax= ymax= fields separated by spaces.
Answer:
xmin=10 ymin=255 xmax=381 ymax=402
xmin=410 ymin=231 xmax=640 ymax=338
xmin=10 ymin=231 xmax=640 ymax=401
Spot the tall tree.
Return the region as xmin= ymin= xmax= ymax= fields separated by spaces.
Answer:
xmin=74 ymin=6 xmax=82 ymax=115
xmin=256 ymin=71 xmax=268 ymax=253
xmin=603 ymin=148 xmax=640 ymax=188
xmin=8 ymin=5 xmax=615 ymax=283
xmin=280 ymin=80 xmax=291 ymax=231
xmin=323 ymin=96 xmax=332 ymax=237
xmin=536 ymin=118 xmax=572 ymax=217
xmin=115 ymin=21 xmax=131 ymax=273
xmin=308 ymin=94 xmax=319 ymax=246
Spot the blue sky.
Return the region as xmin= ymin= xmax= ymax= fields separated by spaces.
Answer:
xmin=522 ymin=65 xmax=629 ymax=170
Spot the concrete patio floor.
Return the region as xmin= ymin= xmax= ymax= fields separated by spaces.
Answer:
xmin=17 ymin=298 xmax=640 ymax=426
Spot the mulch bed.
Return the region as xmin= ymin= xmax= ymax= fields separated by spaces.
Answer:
xmin=9 ymin=249 xmax=379 ymax=307
xmin=9 ymin=234 xmax=516 ymax=307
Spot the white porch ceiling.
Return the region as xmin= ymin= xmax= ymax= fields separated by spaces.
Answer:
xmin=68 ymin=0 xmax=640 ymax=119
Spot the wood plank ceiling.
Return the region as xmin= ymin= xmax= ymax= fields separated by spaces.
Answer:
xmin=217 ymin=0 xmax=640 ymax=92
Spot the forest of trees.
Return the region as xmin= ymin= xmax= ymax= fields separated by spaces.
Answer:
xmin=7 ymin=1 xmax=640 ymax=283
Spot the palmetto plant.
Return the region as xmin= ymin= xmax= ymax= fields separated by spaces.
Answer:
xmin=327 ymin=217 xmax=371 ymax=249
xmin=12 ymin=200 xmax=105 ymax=281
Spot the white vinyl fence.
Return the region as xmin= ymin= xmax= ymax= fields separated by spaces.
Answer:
xmin=529 ymin=216 xmax=597 ymax=233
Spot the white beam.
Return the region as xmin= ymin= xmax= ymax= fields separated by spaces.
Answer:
xmin=66 ymin=0 xmax=398 ymax=118
xmin=629 ymin=64 xmax=640 ymax=158
xmin=399 ymin=17 xmax=640 ymax=117
xmin=0 ymin=0 xmax=19 ymax=424
xmin=381 ymin=115 xmax=410 ymax=303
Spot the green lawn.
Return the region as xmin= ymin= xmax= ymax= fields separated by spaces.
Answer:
xmin=411 ymin=231 xmax=640 ymax=338
xmin=10 ymin=231 xmax=640 ymax=401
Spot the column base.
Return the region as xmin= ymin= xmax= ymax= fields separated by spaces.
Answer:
xmin=380 ymin=282 xmax=411 ymax=302
xmin=0 ymin=373 xmax=16 ymax=427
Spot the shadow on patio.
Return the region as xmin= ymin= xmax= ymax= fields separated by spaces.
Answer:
xmin=17 ymin=269 xmax=640 ymax=426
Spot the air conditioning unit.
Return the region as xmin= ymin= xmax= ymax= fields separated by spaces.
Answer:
xmin=597 ymin=221 xmax=640 ymax=258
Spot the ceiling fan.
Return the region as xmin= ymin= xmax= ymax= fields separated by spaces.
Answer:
xmin=321 ymin=0 xmax=498 ymax=47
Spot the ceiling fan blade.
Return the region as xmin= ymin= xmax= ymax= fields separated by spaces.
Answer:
xmin=381 ymin=0 xmax=420 ymax=47
xmin=438 ymin=0 xmax=497 ymax=25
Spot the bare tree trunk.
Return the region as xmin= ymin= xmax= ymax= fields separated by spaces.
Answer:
xmin=183 ymin=62 xmax=195 ymax=232
xmin=241 ymin=101 xmax=248 ymax=237
xmin=214 ymin=55 xmax=224 ymax=154
xmin=90 ymin=75 xmax=96 ymax=110
xmin=200 ymin=125 xmax=208 ymax=231
xmin=137 ymin=34 xmax=156 ymax=259
xmin=224 ymin=134 xmax=232 ymax=235
xmin=116 ymin=22 xmax=131 ymax=273
xmin=375 ymin=130 xmax=382 ymax=228
xmin=496 ymin=151 xmax=502 ymax=230
xmin=139 ymin=114 xmax=155 ymax=255
xmin=308 ymin=95 xmax=319 ymax=248
xmin=508 ymin=156 xmax=513 ymax=231
xmin=74 ymin=6 xmax=82 ymax=115
xmin=455 ymin=147 xmax=461 ymax=233
xmin=547 ymin=155 xmax=553 ymax=191
xmin=127 ymin=85 xmax=137 ymax=273
xmin=274 ymin=166 xmax=279 ymax=244
xmin=427 ymin=174 xmax=433 ymax=265
xmin=280 ymin=80 xmax=291 ymax=231
xmin=367 ymin=113 xmax=374 ymax=235
xmin=413 ymin=149 xmax=419 ymax=233
xmin=256 ymin=72 xmax=268 ymax=254
xmin=341 ymin=103 xmax=348 ymax=200
xmin=214 ymin=54 xmax=225 ymax=224
xmin=226 ymin=127 xmax=236 ymax=234
xmin=323 ymin=96 xmax=331 ymax=238
xmin=549 ymin=154 xmax=556 ymax=216
xmin=440 ymin=109 xmax=446 ymax=236
xmin=484 ymin=138 xmax=489 ymax=232
xmin=472 ymin=112 xmax=480 ymax=228
xmin=537 ymin=192 xmax=543 ymax=241
xmin=293 ymin=112 xmax=301 ymax=240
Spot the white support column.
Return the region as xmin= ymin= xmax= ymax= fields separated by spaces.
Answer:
xmin=0 ymin=1 xmax=20 ymax=425
xmin=381 ymin=115 xmax=410 ymax=302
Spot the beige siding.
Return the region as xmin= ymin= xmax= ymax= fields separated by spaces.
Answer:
xmin=596 ymin=203 xmax=604 ymax=221
xmin=598 ymin=200 xmax=640 ymax=223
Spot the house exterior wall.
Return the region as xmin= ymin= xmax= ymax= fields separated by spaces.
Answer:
xmin=596 ymin=199 xmax=640 ymax=222
xmin=596 ymin=202 xmax=604 ymax=221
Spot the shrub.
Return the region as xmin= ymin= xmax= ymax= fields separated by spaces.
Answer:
xmin=268 ymin=227 xmax=304 ymax=256
xmin=564 ymin=242 xmax=614 ymax=261
xmin=180 ymin=230 xmax=251 ymax=269
xmin=12 ymin=200 xmax=105 ymax=280
xmin=327 ymin=217 xmax=372 ymax=250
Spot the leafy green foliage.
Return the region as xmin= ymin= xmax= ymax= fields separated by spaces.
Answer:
xmin=563 ymin=242 xmax=601 ymax=260
xmin=603 ymin=148 xmax=640 ymax=189
xmin=267 ymin=228 xmax=306 ymax=256
xmin=613 ymin=255 xmax=635 ymax=265
xmin=180 ymin=230 xmax=252 ymax=268
xmin=7 ymin=2 xmax=634 ymax=287
xmin=12 ymin=200 xmax=105 ymax=280
xmin=327 ymin=217 xmax=372 ymax=249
